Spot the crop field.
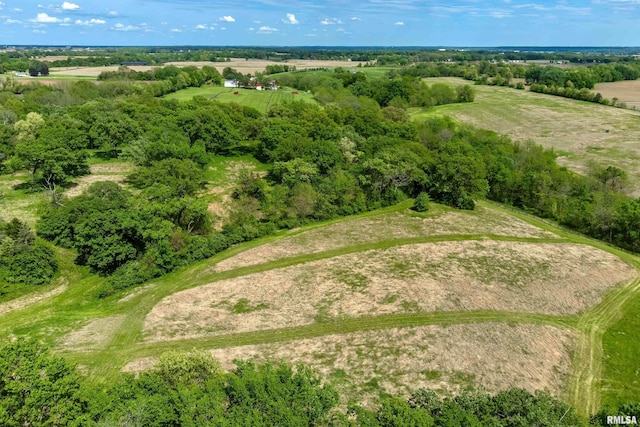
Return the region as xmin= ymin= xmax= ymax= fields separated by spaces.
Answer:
xmin=164 ymin=86 xmax=316 ymax=112
xmin=42 ymin=58 xmax=369 ymax=78
xmin=411 ymin=77 xmax=640 ymax=196
xmin=594 ymin=80 xmax=640 ymax=110
xmin=1 ymin=195 xmax=639 ymax=416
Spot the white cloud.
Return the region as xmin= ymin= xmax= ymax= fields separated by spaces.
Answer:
xmin=253 ymin=20 xmax=261 ymax=23
xmin=320 ymin=17 xmax=342 ymax=25
xmin=61 ymin=1 xmax=79 ymax=10
xmin=394 ymin=21 xmax=404 ymax=25
xmin=170 ymin=28 xmax=182 ymax=32
xmin=220 ymin=26 xmax=226 ymax=30
xmin=31 ymin=12 xmax=60 ymax=23
xmin=75 ymin=18 xmax=105 ymax=25
xmin=350 ymin=16 xmax=360 ymax=20
xmin=257 ymin=25 xmax=278 ymax=33
xmin=13 ymin=8 xmax=23 ymax=12
xmin=283 ymin=13 xmax=298 ymax=24
xmin=107 ymin=10 xmax=118 ymax=16
xmin=113 ymin=22 xmax=141 ymax=31
xmin=219 ymin=15 xmax=235 ymax=22
xmin=194 ymin=24 xmax=207 ymax=29
xmin=490 ymin=10 xmax=511 ymax=18
xmin=33 ymin=29 xmax=46 ymax=33
xmin=248 ymin=27 xmax=255 ymax=31
xmin=305 ymin=33 xmax=317 ymax=37
xmin=5 ymin=18 xmax=21 ymax=24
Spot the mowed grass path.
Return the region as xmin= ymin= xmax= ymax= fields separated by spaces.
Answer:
xmin=1 ymin=198 xmax=639 ymax=417
xmin=411 ymin=77 xmax=640 ymax=196
xmin=164 ymin=86 xmax=317 ymax=113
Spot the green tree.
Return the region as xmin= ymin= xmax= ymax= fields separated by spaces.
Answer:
xmin=0 ymin=340 xmax=86 ymax=426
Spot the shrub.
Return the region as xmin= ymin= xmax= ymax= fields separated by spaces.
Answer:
xmin=412 ymin=192 xmax=431 ymax=212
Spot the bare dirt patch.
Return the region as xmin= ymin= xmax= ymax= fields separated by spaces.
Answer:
xmin=144 ymin=241 xmax=633 ymax=341
xmin=59 ymin=314 xmax=126 ymax=351
xmin=127 ymin=324 xmax=575 ymax=406
xmin=213 ymin=206 xmax=557 ymax=272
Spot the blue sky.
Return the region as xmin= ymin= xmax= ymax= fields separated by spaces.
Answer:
xmin=0 ymin=0 xmax=638 ymax=46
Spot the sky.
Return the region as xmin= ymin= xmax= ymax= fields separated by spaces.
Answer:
xmin=0 ymin=0 xmax=638 ymax=47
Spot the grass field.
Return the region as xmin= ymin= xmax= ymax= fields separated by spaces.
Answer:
xmin=164 ymin=86 xmax=317 ymax=113
xmin=411 ymin=77 xmax=640 ymax=196
xmin=1 ymin=193 xmax=639 ymax=416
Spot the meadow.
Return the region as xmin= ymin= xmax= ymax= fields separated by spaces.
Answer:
xmin=411 ymin=77 xmax=640 ymax=196
xmin=164 ymin=86 xmax=317 ymax=113
xmin=1 ymin=187 xmax=639 ymax=416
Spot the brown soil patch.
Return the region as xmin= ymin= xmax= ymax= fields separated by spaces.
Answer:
xmin=213 ymin=207 xmax=557 ymax=272
xmin=59 ymin=314 xmax=126 ymax=351
xmin=144 ymin=241 xmax=633 ymax=342
xmin=0 ymin=281 xmax=67 ymax=316
xmin=126 ymin=323 xmax=575 ymax=406
xmin=594 ymin=80 xmax=640 ymax=110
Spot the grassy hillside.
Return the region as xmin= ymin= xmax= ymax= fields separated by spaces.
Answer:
xmin=411 ymin=77 xmax=640 ymax=196
xmin=1 ymin=197 xmax=638 ymax=416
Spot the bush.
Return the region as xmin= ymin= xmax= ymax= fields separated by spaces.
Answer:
xmin=4 ymin=242 xmax=58 ymax=285
xmin=412 ymin=192 xmax=430 ymax=212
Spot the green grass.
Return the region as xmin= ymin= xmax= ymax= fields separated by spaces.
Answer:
xmin=410 ymin=77 xmax=640 ymax=195
xmin=164 ymin=86 xmax=317 ymax=113
xmin=601 ymin=291 xmax=640 ymax=407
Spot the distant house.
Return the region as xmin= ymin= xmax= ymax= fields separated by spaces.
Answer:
xmin=14 ymin=72 xmax=27 ymax=77
xmin=256 ymin=82 xmax=263 ymax=91
xmin=224 ymin=79 xmax=239 ymax=88
xmin=120 ymin=61 xmax=148 ymax=66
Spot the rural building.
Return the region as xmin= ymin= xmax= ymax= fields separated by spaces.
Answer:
xmin=224 ymin=79 xmax=239 ymax=88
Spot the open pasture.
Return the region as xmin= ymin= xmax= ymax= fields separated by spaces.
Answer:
xmin=212 ymin=204 xmax=558 ymax=273
xmin=125 ymin=323 xmax=575 ymax=406
xmin=411 ymin=77 xmax=640 ymax=195
xmin=144 ymin=240 xmax=633 ymax=342
xmin=164 ymin=86 xmax=316 ymax=112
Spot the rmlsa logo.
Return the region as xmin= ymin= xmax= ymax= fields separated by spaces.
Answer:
xmin=608 ymin=416 xmax=638 ymax=425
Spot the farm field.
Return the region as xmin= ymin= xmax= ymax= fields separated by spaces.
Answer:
xmin=411 ymin=77 xmax=640 ymax=196
xmin=1 ymin=195 xmax=638 ymax=417
xmin=42 ymin=58 xmax=369 ymax=78
xmin=594 ymin=80 xmax=640 ymax=110
xmin=164 ymin=86 xmax=316 ymax=112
